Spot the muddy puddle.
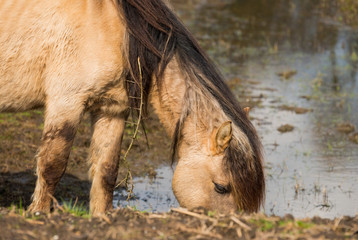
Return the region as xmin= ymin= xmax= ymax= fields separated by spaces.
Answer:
xmin=114 ymin=166 xmax=178 ymax=212
xmin=115 ymin=0 xmax=358 ymax=218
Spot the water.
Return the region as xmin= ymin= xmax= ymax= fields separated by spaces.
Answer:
xmin=115 ymin=0 xmax=358 ymax=218
xmin=114 ymin=166 xmax=178 ymax=212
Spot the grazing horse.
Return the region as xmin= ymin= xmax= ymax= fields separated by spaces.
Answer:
xmin=0 ymin=0 xmax=264 ymax=215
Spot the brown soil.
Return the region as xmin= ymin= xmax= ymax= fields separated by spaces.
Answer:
xmin=349 ymin=132 xmax=358 ymax=144
xmin=277 ymin=124 xmax=295 ymax=133
xmin=0 ymin=207 xmax=357 ymax=240
xmin=277 ymin=70 xmax=297 ymax=80
xmin=279 ymin=105 xmax=312 ymax=114
xmin=335 ymin=122 xmax=358 ymax=144
xmin=336 ymin=123 xmax=356 ymax=134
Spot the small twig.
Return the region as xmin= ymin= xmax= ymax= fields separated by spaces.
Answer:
xmin=177 ymin=225 xmax=222 ymax=239
xmin=171 ymin=208 xmax=213 ymax=221
xmin=140 ymin=119 xmax=150 ymax=149
xmin=92 ymin=213 xmax=112 ymax=224
xmin=205 ymin=220 xmax=219 ymax=233
xmin=48 ymin=194 xmax=64 ymax=212
xmin=73 ymin=197 xmax=78 ymax=209
xmin=332 ymin=217 xmax=342 ymax=231
xmin=116 ymin=57 xmax=145 ymax=200
xmin=126 ymin=80 xmax=137 ymax=84
xmin=24 ymin=143 xmax=39 ymax=149
xmin=25 ymin=219 xmax=44 ymax=225
xmin=236 ymin=228 xmax=242 ymax=238
xmin=101 ymin=214 xmax=112 ymax=224
xmin=128 ymin=96 xmax=142 ymax=99
xmin=14 ymin=230 xmax=38 ymax=239
xmin=148 ymin=214 xmax=168 ymax=219
xmin=230 ymin=216 xmax=252 ymax=231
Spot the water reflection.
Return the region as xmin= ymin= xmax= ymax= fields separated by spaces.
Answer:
xmin=173 ymin=0 xmax=358 ymax=70
xmin=114 ymin=166 xmax=178 ymax=212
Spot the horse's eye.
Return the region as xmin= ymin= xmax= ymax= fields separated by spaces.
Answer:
xmin=213 ymin=182 xmax=230 ymax=194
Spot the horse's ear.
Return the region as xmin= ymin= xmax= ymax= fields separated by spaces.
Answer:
xmin=210 ymin=121 xmax=232 ymax=154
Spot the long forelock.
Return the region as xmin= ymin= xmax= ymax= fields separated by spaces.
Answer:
xmin=225 ymin=137 xmax=265 ymax=212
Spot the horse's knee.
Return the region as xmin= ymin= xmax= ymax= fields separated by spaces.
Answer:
xmin=41 ymin=121 xmax=77 ymax=143
xmin=101 ymin=162 xmax=119 ymax=190
xmin=37 ymin=123 xmax=76 ymax=181
xmin=37 ymin=155 xmax=67 ymax=189
xmin=92 ymin=161 xmax=119 ymax=195
xmin=30 ymin=121 xmax=78 ymax=212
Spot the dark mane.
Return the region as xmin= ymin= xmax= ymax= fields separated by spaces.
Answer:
xmin=119 ymin=0 xmax=264 ymax=212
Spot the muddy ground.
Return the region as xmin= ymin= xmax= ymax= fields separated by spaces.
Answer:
xmin=1 ymin=207 xmax=357 ymax=240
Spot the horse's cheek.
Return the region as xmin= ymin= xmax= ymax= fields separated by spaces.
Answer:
xmin=172 ymin=161 xmax=211 ymax=209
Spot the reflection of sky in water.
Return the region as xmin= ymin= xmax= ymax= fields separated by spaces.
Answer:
xmin=117 ymin=0 xmax=357 ymax=218
xmin=114 ymin=166 xmax=179 ymax=212
xmin=244 ymin=51 xmax=358 ymax=218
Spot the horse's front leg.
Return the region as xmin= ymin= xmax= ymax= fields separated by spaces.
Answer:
xmin=88 ymin=109 xmax=128 ymax=216
xmin=28 ymin=101 xmax=84 ymax=213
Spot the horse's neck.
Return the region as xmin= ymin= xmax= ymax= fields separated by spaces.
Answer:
xmin=150 ymin=59 xmax=187 ymax=138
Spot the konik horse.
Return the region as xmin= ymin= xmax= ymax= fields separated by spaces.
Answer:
xmin=0 ymin=0 xmax=264 ymax=215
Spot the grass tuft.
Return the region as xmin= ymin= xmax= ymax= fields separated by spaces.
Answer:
xmin=296 ymin=220 xmax=314 ymax=229
xmin=8 ymin=198 xmax=26 ymax=217
xmin=251 ymin=218 xmax=275 ymax=231
xmin=61 ymin=199 xmax=91 ymax=218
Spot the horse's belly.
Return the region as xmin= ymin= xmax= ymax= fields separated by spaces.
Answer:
xmin=0 ymin=39 xmax=46 ymax=111
xmin=0 ymin=35 xmax=46 ymax=112
xmin=0 ymin=76 xmax=45 ymax=112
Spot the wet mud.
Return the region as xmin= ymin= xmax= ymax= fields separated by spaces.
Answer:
xmin=1 ymin=207 xmax=357 ymax=240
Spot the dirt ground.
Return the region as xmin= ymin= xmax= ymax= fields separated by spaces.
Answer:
xmin=0 ymin=207 xmax=357 ymax=240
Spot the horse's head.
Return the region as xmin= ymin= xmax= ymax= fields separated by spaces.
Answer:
xmin=172 ymin=113 xmax=264 ymax=213
xmin=119 ymin=0 xmax=264 ymax=213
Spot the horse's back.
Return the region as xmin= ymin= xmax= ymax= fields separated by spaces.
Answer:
xmin=0 ymin=0 xmax=126 ymax=112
